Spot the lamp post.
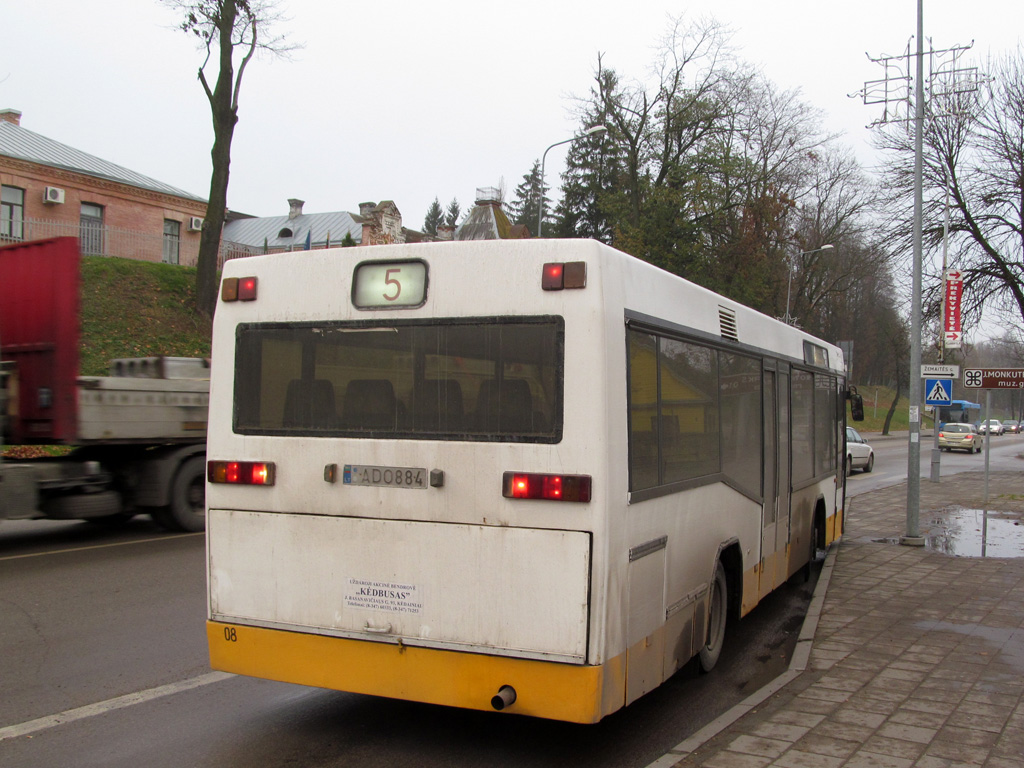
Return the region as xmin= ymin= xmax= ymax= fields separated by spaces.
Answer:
xmin=537 ymin=125 xmax=607 ymax=237
xmin=782 ymin=244 xmax=833 ymax=325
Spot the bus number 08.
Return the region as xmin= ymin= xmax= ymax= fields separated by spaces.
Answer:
xmin=224 ymin=626 xmax=238 ymax=642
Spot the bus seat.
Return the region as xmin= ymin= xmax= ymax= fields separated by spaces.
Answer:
xmin=475 ymin=379 xmax=533 ymax=432
xmin=342 ymin=379 xmax=398 ymax=430
xmin=282 ymin=379 xmax=337 ymax=429
xmin=412 ymin=379 xmax=464 ymax=430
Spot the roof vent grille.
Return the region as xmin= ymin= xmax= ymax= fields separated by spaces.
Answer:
xmin=719 ymin=306 xmax=739 ymax=341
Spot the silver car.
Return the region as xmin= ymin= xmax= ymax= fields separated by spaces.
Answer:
xmin=938 ymin=422 xmax=985 ymax=453
xmin=979 ymin=419 xmax=1005 ymax=436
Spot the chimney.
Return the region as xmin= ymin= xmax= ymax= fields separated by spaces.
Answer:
xmin=436 ymin=224 xmax=455 ymax=241
xmin=0 ymin=109 xmax=22 ymax=126
xmin=287 ymin=198 xmax=305 ymax=220
xmin=359 ymin=202 xmax=376 ymax=218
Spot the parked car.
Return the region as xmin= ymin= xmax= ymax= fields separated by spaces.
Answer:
xmin=1003 ymin=419 xmax=1020 ymax=434
xmin=938 ymin=422 xmax=985 ymax=453
xmin=845 ymin=426 xmax=874 ymax=474
xmin=979 ymin=419 xmax=1005 ymax=436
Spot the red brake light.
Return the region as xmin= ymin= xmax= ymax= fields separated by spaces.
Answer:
xmin=541 ymin=262 xmax=587 ymax=291
xmin=238 ymin=276 xmax=258 ymax=301
xmin=208 ymin=460 xmax=275 ymax=486
xmin=502 ymin=472 xmax=591 ymax=502
xmin=542 ymin=263 xmax=564 ymax=290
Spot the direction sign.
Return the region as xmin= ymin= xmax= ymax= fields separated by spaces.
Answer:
xmin=944 ymin=270 xmax=963 ymax=349
xmin=921 ymin=364 xmax=959 ymax=379
xmin=925 ymin=378 xmax=953 ymax=405
xmin=963 ymin=368 xmax=1024 ymax=389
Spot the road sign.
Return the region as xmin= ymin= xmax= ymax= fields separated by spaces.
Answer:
xmin=925 ymin=378 xmax=953 ymax=405
xmin=921 ymin=364 xmax=959 ymax=378
xmin=963 ymin=368 xmax=1024 ymax=389
xmin=944 ymin=270 xmax=963 ymax=349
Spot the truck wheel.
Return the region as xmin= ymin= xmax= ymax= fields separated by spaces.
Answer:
xmin=43 ymin=491 xmax=122 ymax=520
xmin=156 ymin=457 xmax=206 ymax=533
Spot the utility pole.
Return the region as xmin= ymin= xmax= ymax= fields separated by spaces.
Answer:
xmin=852 ymin=1 xmax=980 ymax=545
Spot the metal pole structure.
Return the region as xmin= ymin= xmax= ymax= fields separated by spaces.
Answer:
xmin=537 ymin=125 xmax=607 ymax=238
xmin=903 ymin=0 xmax=926 ymax=546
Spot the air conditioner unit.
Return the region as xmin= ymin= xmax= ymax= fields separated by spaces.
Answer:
xmin=187 ymin=216 xmax=204 ymax=232
xmin=43 ymin=186 xmax=65 ymax=204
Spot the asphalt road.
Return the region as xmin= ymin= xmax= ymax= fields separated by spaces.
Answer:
xmin=0 ymin=515 xmax=817 ymax=768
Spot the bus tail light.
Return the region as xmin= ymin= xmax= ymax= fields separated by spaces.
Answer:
xmin=502 ymin=472 xmax=591 ymax=502
xmin=221 ymin=276 xmax=258 ymax=302
xmin=541 ymin=262 xmax=587 ymax=291
xmin=208 ymin=460 xmax=276 ymax=486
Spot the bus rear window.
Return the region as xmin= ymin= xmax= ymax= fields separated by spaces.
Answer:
xmin=233 ymin=317 xmax=563 ymax=442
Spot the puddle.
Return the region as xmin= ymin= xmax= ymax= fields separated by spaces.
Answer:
xmin=874 ymin=505 xmax=1024 ymax=558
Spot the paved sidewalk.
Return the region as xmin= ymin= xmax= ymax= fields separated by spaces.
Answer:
xmin=658 ymin=471 xmax=1024 ymax=768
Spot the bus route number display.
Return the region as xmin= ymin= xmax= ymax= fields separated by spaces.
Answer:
xmin=352 ymin=260 xmax=428 ymax=309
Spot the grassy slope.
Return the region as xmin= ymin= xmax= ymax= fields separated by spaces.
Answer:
xmin=79 ymin=256 xmax=212 ymax=376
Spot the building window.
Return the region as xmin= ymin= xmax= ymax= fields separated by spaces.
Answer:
xmin=1 ymin=185 xmax=25 ymax=241
xmin=163 ymin=219 xmax=181 ymax=264
xmin=80 ymin=203 xmax=104 ymax=255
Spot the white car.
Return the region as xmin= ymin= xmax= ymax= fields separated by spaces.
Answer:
xmin=845 ymin=426 xmax=874 ymax=475
xmin=979 ymin=419 xmax=1005 ymax=436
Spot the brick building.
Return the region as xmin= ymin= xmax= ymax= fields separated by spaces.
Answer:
xmin=0 ymin=109 xmax=207 ymax=265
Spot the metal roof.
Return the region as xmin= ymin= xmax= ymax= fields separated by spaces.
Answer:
xmin=222 ymin=211 xmax=364 ymax=248
xmin=0 ymin=120 xmax=205 ymax=202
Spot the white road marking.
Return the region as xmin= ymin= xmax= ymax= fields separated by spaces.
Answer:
xmin=0 ymin=532 xmax=203 ymax=562
xmin=0 ymin=671 xmax=233 ymax=741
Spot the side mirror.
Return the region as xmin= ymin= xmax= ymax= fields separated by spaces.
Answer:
xmin=848 ymin=387 xmax=865 ymax=422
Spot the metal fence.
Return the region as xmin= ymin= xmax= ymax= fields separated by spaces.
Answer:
xmin=0 ymin=217 xmax=340 ymax=269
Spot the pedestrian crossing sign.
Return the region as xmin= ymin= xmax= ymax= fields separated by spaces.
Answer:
xmin=925 ymin=378 xmax=953 ymax=406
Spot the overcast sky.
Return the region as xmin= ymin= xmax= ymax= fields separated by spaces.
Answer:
xmin=3 ymin=0 xmax=1021 ymax=232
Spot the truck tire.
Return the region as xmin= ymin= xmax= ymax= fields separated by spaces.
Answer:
xmin=154 ymin=457 xmax=206 ymax=533
xmin=43 ymin=491 xmax=122 ymax=521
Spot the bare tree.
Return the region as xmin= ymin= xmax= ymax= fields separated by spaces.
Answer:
xmin=877 ymin=48 xmax=1024 ymax=337
xmin=163 ymin=0 xmax=295 ymax=317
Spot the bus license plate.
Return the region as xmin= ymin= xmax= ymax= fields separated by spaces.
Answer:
xmin=343 ymin=464 xmax=428 ymax=490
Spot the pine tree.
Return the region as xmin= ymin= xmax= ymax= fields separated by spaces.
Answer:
xmin=552 ymin=122 xmax=620 ymax=242
xmin=508 ymin=160 xmax=549 ymax=233
xmin=444 ymin=198 xmax=461 ymax=227
xmin=423 ymin=197 xmax=444 ymax=235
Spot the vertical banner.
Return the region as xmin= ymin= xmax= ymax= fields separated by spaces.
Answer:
xmin=944 ymin=270 xmax=963 ymax=349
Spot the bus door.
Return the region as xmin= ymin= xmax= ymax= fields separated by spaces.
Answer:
xmin=759 ymin=364 xmax=791 ymax=597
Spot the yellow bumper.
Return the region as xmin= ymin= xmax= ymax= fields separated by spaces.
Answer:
xmin=207 ymin=621 xmax=624 ymax=724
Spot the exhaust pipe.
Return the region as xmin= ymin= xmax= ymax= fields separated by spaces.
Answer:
xmin=490 ymin=685 xmax=517 ymax=711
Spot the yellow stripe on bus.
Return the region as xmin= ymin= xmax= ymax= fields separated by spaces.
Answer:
xmin=207 ymin=621 xmax=626 ymax=724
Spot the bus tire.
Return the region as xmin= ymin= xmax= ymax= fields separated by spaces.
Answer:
xmin=698 ymin=561 xmax=728 ymax=673
xmin=157 ymin=457 xmax=207 ymax=533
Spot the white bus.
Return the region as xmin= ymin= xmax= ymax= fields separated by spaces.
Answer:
xmin=206 ymin=239 xmax=857 ymax=724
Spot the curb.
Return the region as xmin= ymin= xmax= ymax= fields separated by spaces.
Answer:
xmin=644 ymin=543 xmax=840 ymax=768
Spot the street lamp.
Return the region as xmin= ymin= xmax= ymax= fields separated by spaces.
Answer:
xmin=782 ymin=244 xmax=833 ymax=325
xmin=537 ymin=125 xmax=607 ymax=237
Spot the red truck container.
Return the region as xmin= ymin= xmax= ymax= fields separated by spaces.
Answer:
xmin=0 ymin=237 xmax=80 ymax=444
xmin=0 ymin=237 xmax=209 ymax=531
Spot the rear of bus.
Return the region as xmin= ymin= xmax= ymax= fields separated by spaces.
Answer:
xmin=206 ymin=240 xmax=623 ymax=723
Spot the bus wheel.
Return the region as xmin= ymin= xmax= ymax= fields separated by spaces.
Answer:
xmin=698 ymin=561 xmax=728 ymax=673
xmin=156 ymin=457 xmax=207 ymax=533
